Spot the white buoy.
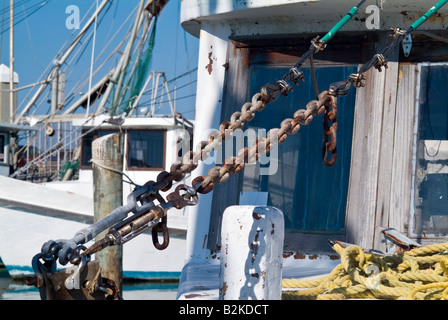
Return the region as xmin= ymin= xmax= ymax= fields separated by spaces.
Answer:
xmin=219 ymin=205 xmax=284 ymax=300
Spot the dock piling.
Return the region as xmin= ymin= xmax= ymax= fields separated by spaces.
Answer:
xmin=92 ymin=133 xmax=124 ymax=293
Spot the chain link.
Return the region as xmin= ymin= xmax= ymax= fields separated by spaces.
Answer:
xmin=35 ymin=34 xmax=336 ymax=263
xmin=191 ymin=91 xmax=337 ymax=193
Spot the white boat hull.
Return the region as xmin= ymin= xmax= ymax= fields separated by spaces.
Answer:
xmin=0 ymin=176 xmax=187 ymax=280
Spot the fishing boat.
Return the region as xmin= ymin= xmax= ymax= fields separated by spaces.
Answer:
xmin=4 ymin=0 xmax=448 ymax=301
xmin=0 ymin=0 xmax=197 ymax=281
xmin=173 ymin=0 xmax=448 ymax=300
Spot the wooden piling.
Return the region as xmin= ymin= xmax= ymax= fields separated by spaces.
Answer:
xmin=92 ymin=133 xmax=124 ymax=293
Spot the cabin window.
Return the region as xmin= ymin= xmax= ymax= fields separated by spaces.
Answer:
xmin=208 ymin=40 xmax=360 ymax=253
xmin=127 ymin=130 xmax=165 ymax=170
xmin=0 ymin=133 xmax=6 ymax=163
xmin=80 ymin=130 xmax=119 ymax=168
xmin=242 ymin=65 xmax=357 ymax=238
xmin=412 ymin=63 xmax=448 ymax=237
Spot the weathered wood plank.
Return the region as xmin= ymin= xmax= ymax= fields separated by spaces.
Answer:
xmin=346 ymin=62 xmax=419 ymax=251
xmin=208 ymin=42 xmax=250 ymax=250
xmin=345 ymin=66 xmax=386 ymax=250
xmin=388 ymin=64 xmax=418 ymax=237
xmin=373 ymin=61 xmax=400 ymax=251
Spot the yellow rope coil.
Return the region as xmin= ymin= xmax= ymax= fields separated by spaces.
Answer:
xmin=282 ymin=243 xmax=448 ymax=300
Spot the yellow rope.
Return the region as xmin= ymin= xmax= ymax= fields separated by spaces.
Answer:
xmin=282 ymin=243 xmax=448 ymax=300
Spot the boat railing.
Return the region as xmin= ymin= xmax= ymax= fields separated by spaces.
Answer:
xmin=14 ymin=120 xmax=81 ymax=183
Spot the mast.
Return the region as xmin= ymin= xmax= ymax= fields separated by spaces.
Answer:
xmin=95 ymin=0 xmax=146 ymax=116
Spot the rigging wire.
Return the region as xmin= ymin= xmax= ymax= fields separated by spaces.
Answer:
xmin=86 ymin=0 xmax=99 ymax=116
xmin=0 ymin=0 xmax=4 ymax=63
xmin=21 ymin=1 xmax=44 ymax=70
xmin=63 ymin=3 xmax=137 ymax=109
xmin=0 ymin=0 xmax=53 ymax=35
xmin=28 ymin=0 xmax=115 ymax=118
xmin=15 ymin=0 xmax=98 ymax=114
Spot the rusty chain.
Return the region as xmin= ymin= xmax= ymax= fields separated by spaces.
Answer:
xmin=76 ymin=89 xmax=337 ymax=261
xmin=40 ymin=38 xmax=336 ymax=264
xmin=138 ymin=37 xmax=332 ymax=202
xmin=192 ymin=90 xmax=337 ymax=194
xmin=37 ymin=26 xmax=402 ymax=264
xmin=141 ymin=27 xmax=407 ymax=249
xmin=30 ymin=3 xmax=448 ymax=298
xmin=34 ymin=34 xmax=349 ymax=271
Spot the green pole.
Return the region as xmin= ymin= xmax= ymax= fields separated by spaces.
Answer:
xmin=320 ymin=6 xmax=359 ymax=43
xmin=408 ymin=0 xmax=448 ymax=31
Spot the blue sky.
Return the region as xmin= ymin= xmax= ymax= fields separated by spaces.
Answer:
xmin=2 ymin=0 xmax=199 ymax=119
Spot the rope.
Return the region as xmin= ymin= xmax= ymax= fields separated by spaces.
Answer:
xmin=89 ymin=159 xmax=139 ymax=186
xmin=282 ymin=242 xmax=448 ymax=300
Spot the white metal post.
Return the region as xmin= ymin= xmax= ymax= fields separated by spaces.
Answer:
xmin=184 ymin=22 xmax=230 ymax=262
xmin=219 ymin=206 xmax=284 ymax=300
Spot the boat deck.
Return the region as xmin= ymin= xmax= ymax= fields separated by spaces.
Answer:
xmin=176 ymin=255 xmax=340 ymax=300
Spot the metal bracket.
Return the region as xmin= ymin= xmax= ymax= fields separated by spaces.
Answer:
xmin=402 ymin=34 xmax=412 ymax=57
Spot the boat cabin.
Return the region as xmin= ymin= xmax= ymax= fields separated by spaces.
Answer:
xmin=0 ymin=123 xmax=37 ymax=177
xmin=73 ymin=114 xmax=193 ymax=199
xmin=178 ymin=0 xmax=448 ymax=284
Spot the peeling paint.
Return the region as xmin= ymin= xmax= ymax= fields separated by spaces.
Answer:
xmin=202 ymin=234 xmax=207 ymax=249
xmin=185 ymin=293 xmax=211 ymax=299
xmin=252 ymin=211 xmax=262 ymax=220
xmin=251 ymin=272 xmax=259 ymax=278
xmin=284 ymin=251 xmax=340 ymax=261
xmin=220 ymin=281 xmax=228 ymax=297
xmin=205 ymin=45 xmax=215 ymax=75
xmin=293 ymin=253 xmax=306 ymax=259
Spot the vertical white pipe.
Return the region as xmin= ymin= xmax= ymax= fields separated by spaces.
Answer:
xmin=219 ymin=206 xmax=284 ymax=300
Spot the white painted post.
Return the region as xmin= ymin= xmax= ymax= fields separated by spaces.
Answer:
xmin=219 ymin=206 xmax=284 ymax=300
xmin=184 ymin=22 xmax=231 ymax=262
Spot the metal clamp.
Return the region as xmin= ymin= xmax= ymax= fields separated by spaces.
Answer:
xmin=287 ymin=67 xmax=305 ymax=85
xmin=166 ymin=184 xmax=199 ymax=209
xmin=310 ymin=36 xmax=327 ymax=53
xmin=127 ymin=185 xmax=156 ymax=215
xmin=348 ymin=73 xmax=366 ymax=88
xmin=65 ymin=251 xmax=89 ymax=290
xmin=329 ymin=80 xmax=352 ymax=97
xmin=373 ymin=54 xmax=388 ymax=72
